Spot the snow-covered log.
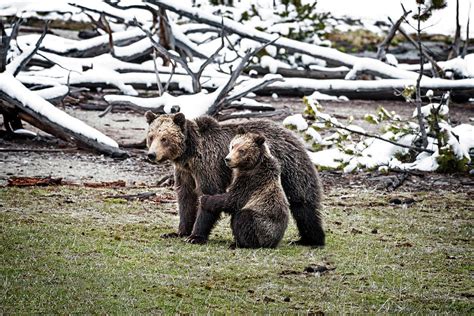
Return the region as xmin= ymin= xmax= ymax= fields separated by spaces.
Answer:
xmin=264 ymin=78 xmax=474 ymax=100
xmin=34 ymin=85 xmax=69 ymax=103
xmin=247 ymin=65 xmax=349 ymax=80
xmin=17 ymin=28 xmax=145 ymax=57
xmin=147 ymin=0 xmax=421 ymax=80
xmin=104 ymin=74 xmax=280 ymax=119
xmin=0 ymin=73 xmax=128 ymax=158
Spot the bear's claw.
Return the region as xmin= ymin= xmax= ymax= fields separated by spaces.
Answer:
xmin=185 ymin=235 xmax=208 ymax=244
xmin=289 ymin=238 xmax=324 ymax=248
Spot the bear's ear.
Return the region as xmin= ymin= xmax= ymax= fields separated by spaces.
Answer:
xmin=173 ymin=112 xmax=186 ymax=128
xmin=237 ymin=126 xmax=246 ymax=135
xmin=145 ymin=111 xmax=158 ymax=124
xmin=254 ymin=134 xmax=265 ymax=146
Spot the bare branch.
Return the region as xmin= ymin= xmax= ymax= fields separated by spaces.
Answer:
xmin=448 ymin=0 xmax=462 ymax=59
xmin=211 ymin=37 xmax=279 ymax=111
xmin=389 ymin=17 xmax=443 ymax=77
xmin=461 ymin=2 xmax=471 ymax=58
xmin=99 ymin=13 xmax=115 ymax=57
xmin=152 ymin=49 xmax=164 ymax=96
xmin=12 ymin=22 xmax=49 ymax=76
xmin=376 ymin=10 xmax=411 ymax=60
xmin=1 ymin=19 xmax=22 ymax=72
xmin=414 ymin=5 xmax=429 ymax=149
xmin=222 ymin=77 xmax=283 ymax=106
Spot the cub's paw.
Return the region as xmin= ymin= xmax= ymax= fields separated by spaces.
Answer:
xmin=200 ymin=194 xmax=222 ymax=212
xmin=185 ymin=235 xmax=208 ymax=245
xmin=199 ymin=195 xmax=212 ymax=210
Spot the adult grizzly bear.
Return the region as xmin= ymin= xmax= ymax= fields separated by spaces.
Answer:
xmin=145 ymin=112 xmax=324 ymax=246
xmin=199 ymin=128 xmax=289 ymax=248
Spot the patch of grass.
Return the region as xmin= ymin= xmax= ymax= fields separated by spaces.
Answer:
xmin=0 ymin=186 xmax=472 ymax=313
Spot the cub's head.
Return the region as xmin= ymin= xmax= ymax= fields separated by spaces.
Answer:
xmin=225 ymin=126 xmax=266 ymax=170
xmin=145 ymin=111 xmax=187 ymax=163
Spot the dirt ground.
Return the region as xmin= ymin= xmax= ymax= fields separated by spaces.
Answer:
xmin=1 ymin=93 xmax=473 ymax=192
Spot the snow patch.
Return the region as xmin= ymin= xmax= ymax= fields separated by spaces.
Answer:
xmin=283 ymin=114 xmax=308 ymax=131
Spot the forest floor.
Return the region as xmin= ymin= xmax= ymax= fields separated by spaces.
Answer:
xmin=1 ymin=95 xmax=473 ymax=313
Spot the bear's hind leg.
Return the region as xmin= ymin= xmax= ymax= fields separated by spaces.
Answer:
xmin=290 ymin=202 xmax=325 ymax=246
xmin=231 ymin=209 xmax=278 ymax=248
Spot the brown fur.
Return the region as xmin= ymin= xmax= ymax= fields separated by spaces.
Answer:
xmin=145 ymin=112 xmax=325 ymax=246
xmin=200 ymin=131 xmax=289 ymax=248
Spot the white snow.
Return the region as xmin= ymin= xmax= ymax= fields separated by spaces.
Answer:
xmin=34 ymin=86 xmax=69 ymax=100
xmin=260 ymin=55 xmax=291 ymax=74
xmin=13 ymin=129 xmax=37 ymax=137
xmin=414 ymin=102 xmax=449 ymax=118
xmin=308 ymin=148 xmax=350 ymax=169
xmin=307 ymin=90 xmax=349 ymax=102
xmin=305 ymin=127 xmax=323 ymax=144
xmin=283 ymin=114 xmax=308 ymax=131
xmin=230 ymin=98 xmax=272 ymax=108
xmin=453 ymin=124 xmax=474 ymax=160
xmin=439 ymin=54 xmax=474 ymax=78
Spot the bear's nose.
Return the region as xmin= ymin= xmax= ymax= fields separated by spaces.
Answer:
xmin=148 ymin=152 xmax=157 ymax=161
xmin=224 ymin=157 xmax=231 ymax=163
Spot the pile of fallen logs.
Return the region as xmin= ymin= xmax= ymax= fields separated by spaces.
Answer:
xmin=0 ymin=0 xmax=472 ymax=156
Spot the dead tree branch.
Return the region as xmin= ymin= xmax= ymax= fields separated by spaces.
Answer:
xmin=461 ymin=2 xmax=471 ymax=58
xmin=414 ymin=5 xmax=429 ymax=149
xmin=11 ymin=22 xmax=49 ymax=76
xmin=376 ymin=10 xmax=411 ymax=60
xmin=448 ymin=0 xmax=462 ymax=59
xmin=390 ymin=18 xmax=443 ymax=77
xmin=206 ymin=38 xmax=280 ymax=116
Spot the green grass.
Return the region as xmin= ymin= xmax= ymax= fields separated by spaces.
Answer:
xmin=0 ymin=186 xmax=472 ymax=314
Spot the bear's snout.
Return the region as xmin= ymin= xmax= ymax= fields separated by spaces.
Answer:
xmin=224 ymin=156 xmax=233 ymax=167
xmin=147 ymin=152 xmax=157 ymax=161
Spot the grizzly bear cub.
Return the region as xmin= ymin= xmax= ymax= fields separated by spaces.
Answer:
xmin=199 ymin=127 xmax=289 ymax=248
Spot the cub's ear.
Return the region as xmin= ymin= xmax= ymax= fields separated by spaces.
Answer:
xmin=237 ymin=126 xmax=246 ymax=134
xmin=173 ymin=112 xmax=186 ymax=128
xmin=145 ymin=111 xmax=158 ymax=124
xmin=255 ymin=134 xmax=265 ymax=146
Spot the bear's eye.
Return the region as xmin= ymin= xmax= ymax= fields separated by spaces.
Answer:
xmin=161 ymin=137 xmax=167 ymax=143
xmin=238 ymin=149 xmax=244 ymax=154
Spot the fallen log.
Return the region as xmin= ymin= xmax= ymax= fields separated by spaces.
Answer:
xmin=263 ymin=77 xmax=474 ymax=101
xmin=246 ymin=65 xmax=348 ymax=80
xmin=0 ymin=72 xmax=129 ymax=158
xmin=17 ymin=28 xmax=145 ymax=57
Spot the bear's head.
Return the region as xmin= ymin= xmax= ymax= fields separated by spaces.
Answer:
xmin=145 ymin=111 xmax=187 ymax=163
xmin=225 ymin=126 xmax=266 ymax=170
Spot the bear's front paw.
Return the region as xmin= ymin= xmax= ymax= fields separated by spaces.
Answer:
xmin=185 ymin=235 xmax=208 ymax=245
